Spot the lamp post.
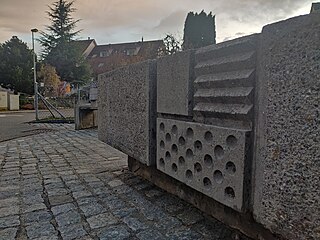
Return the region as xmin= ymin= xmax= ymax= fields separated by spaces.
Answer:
xmin=31 ymin=28 xmax=39 ymax=121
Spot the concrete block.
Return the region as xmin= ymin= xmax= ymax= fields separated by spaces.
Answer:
xmin=98 ymin=60 xmax=157 ymax=166
xmin=157 ymin=50 xmax=194 ymax=116
xmin=75 ymin=104 xmax=98 ymax=130
xmin=253 ymin=13 xmax=320 ymax=240
xmin=157 ymin=118 xmax=250 ymax=211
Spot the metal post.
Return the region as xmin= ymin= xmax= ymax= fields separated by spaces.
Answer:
xmin=31 ymin=28 xmax=39 ymax=121
xmin=78 ymin=83 xmax=81 ymax=104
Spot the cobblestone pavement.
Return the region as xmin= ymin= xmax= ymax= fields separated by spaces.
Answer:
xmin=0 ymin=124 xmax=251 ymax=240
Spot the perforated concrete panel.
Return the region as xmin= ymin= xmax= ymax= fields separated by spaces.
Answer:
xmin=157 ymin=118 xmax=249 ymax=211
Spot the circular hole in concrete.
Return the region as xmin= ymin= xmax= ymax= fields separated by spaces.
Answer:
xmin=165 ymin=151 xmax=171 ymax=161
xmin=186 ymin=149 xmax=193 ymax=160
xmin=159 ymin=158 xmax=165 ymax=167
xmin=225 ymin=187 xmax=235 ymax=199
xmin=214 ymin=145 xmax=224 ymax=160
xmin=165 ymin=133 xmax=171 ymax=142
xmin=203 ymin=177 xmax=212 ymax=189
xmin=186 ymin=170 xmax=193 ymax=180
xmin=178 ymin=136 xmax=186 ymax=146
xmin=213 ymin=170 xmax=223 ymax=184
xmin=194 ymin=162 xmax=202 ymax=173
xmin=160 ymin=140 xmax=165 ymax=149
xmin=204 ymin=154 xmax=213 ymax=167
xmin=172 ymin=163 xmax=178 ymax=172
xmin=171 ymin=125 xmax=178 ymax=135
xmin=226 ymin=135 xmax=237 ymax=148
xmin=226 ymin=161 xmax=236 ymax=175
xmin=178 ymin=156 xmax=185 ymax=166
xmin=171 ymin=144 xmax=178 ymax=154
xmin=186 ymin=128 xmax=194 ymax=138
xmin=204 ymin=131 xmax=213 ymax=142
xmin=194 ymin=140 xmax=202 ymax=151
xmin=160 ymin=123 xmax=165 ymax=132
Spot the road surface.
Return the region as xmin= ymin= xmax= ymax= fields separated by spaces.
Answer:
xmin=0 ymin=111 xmax=38 ymax=142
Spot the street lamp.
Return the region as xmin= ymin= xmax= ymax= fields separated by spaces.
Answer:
xmin=31 ymin=28 xmax=39 ymax=120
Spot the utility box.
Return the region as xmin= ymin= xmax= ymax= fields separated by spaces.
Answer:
xmin=0 ymin=91 xmax=8 ymax=110
xmin=8 ymin=94 xmax=19 ymax=110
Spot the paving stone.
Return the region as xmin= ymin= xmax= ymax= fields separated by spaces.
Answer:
xmin=0 ymin=215 xmax=20 ymax=228
xmin=0 ymin=206 xmax=19 ymax=217
xmin=0 ymin=227 xmax=17 ymax=240
xmin=154 ymin=216 xmax=182 ymax=232
xmin=51 ymin=203 xmax=76 ymax=216
xmin=59 ymin=223 xmax=87 ymax=240
xmin=24 ymin=210 xmax=52 ymax=224
xmin=55 ymin=210 xmax=82 ymax=227
xmin=177 ymin=208 xmax=204 ymax=225
xmin=33 ymin=236 xmax=59 ymax=240
xmin=23 ymin=203 xmax=47 ymax=213
xmin=136 ymin=229 xmax=166 ymax=240
xmin=26 ymin=222 xmax=57 ymax=239
xmin=72 ymin=190 xmax=93 ymax=199
xmin=22 ymin=194 xmax=43 ymax=205
xmin=108 ymin=179 xmax=124 ymax=188
xmin=87 ymin=212 xmax=118 ymax=229
xmin=123 ymin=216 xmax=149 ymax=231
xmin=49 ymin=194 xmax=74 ymax=206
xmin=97 ymin=225 xmax=131 ymax=240
xmin=79 ymin=202 xmax=106 ymax=217
xmin=0 ymin=197 xmax=19 ymax=207
xmin=165 ymin=226 xmax=204 ymax=240
xmin=113 ymin=207 xmax=137 ymax=218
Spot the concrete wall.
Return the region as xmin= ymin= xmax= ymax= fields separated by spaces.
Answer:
xmin=98 ymin=12 xmax=320 ymax=240
xmin=0 ymin=91 xmax=8 ymax=110
xmin=98 ymin=60 xmax=157 ymax=166
xmin=253 ymin=13 xmax=320 ymax=240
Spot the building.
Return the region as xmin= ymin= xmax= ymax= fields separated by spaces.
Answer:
xmin=310 ymin=2 xmax=320 ymax=13
xmin=75 ymin=38 xmax=164 ymax=77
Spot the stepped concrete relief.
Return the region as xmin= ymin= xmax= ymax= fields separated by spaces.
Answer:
xmin=98 ymin=13 xmax=320 ymax=240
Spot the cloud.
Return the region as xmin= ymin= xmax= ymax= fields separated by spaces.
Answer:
xmin=0 ymin=0 xmax=314 ymax=47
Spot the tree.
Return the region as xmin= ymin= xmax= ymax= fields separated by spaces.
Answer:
xmin=39 ymin=0 xmax=91 ymax=85
xmin=37 ymin=64 xmax=61 ymax=97
xmin=159 ymin=34 xmax=182 ymax=56
xmin=182 ymin=10 xmax=216 ymax=50
xmin=0 ymin=36 xmax=33 ymax=94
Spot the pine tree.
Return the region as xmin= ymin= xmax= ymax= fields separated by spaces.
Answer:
xmin=39 ymin=0 xmax=91 ymax=84
xmin=182 ymin=10 xmax=216 ymax=50
xmin=0 ymin=36 xmax=33 ymax=94
xmin=39 ymin=0 xmax=80 ymax=54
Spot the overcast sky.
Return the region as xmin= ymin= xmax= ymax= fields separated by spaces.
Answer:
xmin=0 ymin=0 xmax=315 ymax=51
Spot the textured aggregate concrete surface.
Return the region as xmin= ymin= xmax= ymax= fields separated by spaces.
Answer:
xmin=157 ymin=50 xmax=194 ymax=116
xmin=0 ymin=123 xmax=251 ymax=240
xmin=253 ymin=14 xmax=320 ymax=240
xmin=98 ymin=60 xmax=157 ymax=166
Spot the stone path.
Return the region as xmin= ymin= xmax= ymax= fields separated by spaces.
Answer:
xmin=0 ymin=124 xmax=251 ymax=240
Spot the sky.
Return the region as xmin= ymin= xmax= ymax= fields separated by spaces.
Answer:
xmin=0 ymin=0 xmax=315 ymax=52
